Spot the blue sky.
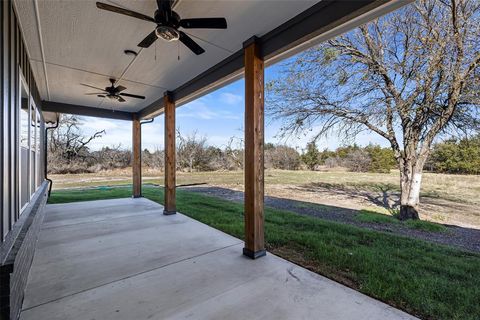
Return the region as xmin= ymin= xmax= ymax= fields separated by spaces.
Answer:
xmin=83 ymin=62 xmax=390 ymax=153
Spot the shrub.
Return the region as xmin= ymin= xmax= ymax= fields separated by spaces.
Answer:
xmin=301 ymin=142 xmax=320 ymax=170
xmin=343 ymin=149 xmax=371 ymax=172
xmin=427 ymin=136 xmax=480 ymax=174
xmin=365 ymin=144 xmax=396 ymax=173
xmin=265 ymin=145 xmax=301 ymax=170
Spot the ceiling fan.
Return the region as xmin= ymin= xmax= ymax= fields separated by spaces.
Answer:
xmin=96 ymin=0 xmax=227 ymax=55
xmin=81 ymin=79 xmax=145 ymax=103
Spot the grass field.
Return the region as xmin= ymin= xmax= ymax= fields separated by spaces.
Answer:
xmin=50 ymin=168 xmax=480 ymax=204
xmin=50 ymin=168 xmax=480 ymax=228
xmin=49 ymin=186 xmax=480 ymax=320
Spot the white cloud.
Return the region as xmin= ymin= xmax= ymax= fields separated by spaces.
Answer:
xmin=219 ymin=92 xmax=242 ymax=105
xmin=177 ymin=99 xmax=240 ymax=121
xmin=81 ymin=117 xmax=120 ymax=132
xmin=79 ymin=117 xmax=131 ymax=151
xmin=142 ymin=122 xmax=164 ymax=151
xmin=204 ymin=135 xmax=232 ymax=148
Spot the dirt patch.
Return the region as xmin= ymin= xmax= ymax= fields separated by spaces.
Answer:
xmin=286 ymin=182 xmax=480 ymax=229
xmin=184 ymin=185 xmax=480 ymax=253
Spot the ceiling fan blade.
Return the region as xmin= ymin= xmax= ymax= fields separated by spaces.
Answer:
xmin=117 ymin=96 xmax=126 ymax=103
xmin=85 ymin=92 xmax=106 ymax=95
xmin=97 ymin=95 xmax=106 ymax=98
xmin=116 ymin=85 xmax=127 ymax=92
xmin=138 ymin=30 xmax=158 ymax=48
xmin=179 ymin=31 xmax=205 ymax=55
xmin=80 ymin=83 xmax=106 ymax=91
xmin=180 ymin=18 xmax=227 ymax=29
xmin=120 ymin=93 xmax=146 ymax=99
xmin=96 ymin=2 xmax=155 ymax=23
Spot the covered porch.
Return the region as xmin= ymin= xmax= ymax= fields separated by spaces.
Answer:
xmin=11 ymin=0 xmax=419 ymax=319
xmin=13 ymin=0 xmax=412 ymax=261
xmin=20 ymin=197 xmax=415 ymax=320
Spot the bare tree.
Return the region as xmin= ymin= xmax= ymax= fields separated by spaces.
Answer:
xmin=92 ymin=145 xmax=131 ymax=171
xmin=267 ymin=0 xmax=480 ymax=220
xmin=176 ymin=130 xmax=211 ymax=172
xmin=142 ymin=146 xmax=164 ymax=171
xmin=343 ymin=149 xmax=371 ymax=172
xmin=224 ymin=136 xmax=244 ymax=170
xmin=49 ymin=115 xmax=105 ymax=161
xmin=48 ymin=115 xmax=105 ymax=173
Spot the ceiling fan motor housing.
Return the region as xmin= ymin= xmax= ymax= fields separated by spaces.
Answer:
xmin=156 ymin=26 xmax=180 ymax=41
xmin=154 ymin=10 xmax=181 ymax=41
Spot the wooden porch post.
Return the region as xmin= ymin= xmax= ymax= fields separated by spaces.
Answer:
xmin=132 ymin=113 xmax=142 ymax=198
xmin=243 ymin=37 xmax=265 ymax=259
xmin=164 ymin=92 xmax=176 ymax=215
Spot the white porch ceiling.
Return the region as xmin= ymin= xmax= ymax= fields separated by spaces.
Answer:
xmin=14 ymin=0 xmax=317 ymax=113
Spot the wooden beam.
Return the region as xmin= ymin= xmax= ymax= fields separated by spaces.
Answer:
xmin=163 ymin=92 xmax=176 ymax=215
xmin=41 ymin=101 xmax=134 ymax=121
xmin=138 ymin=98 xmax=165 ymax=120
xmin=243 ymin=37 xmax=265 ymax=259
xmin=132 ymin=114 xmax=141 ymax=198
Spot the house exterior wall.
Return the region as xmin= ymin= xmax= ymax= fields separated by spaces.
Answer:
xmin=0 ymin=1 xmax=47 ymax=319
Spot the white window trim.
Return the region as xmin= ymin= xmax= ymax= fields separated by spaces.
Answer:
xmin=29 ymin=99 xmax=37 ymax=200
xmin=18 ymin=68 xmax=30 ymax=214
xmin=36 ymin=109 xmax=41 ymax=189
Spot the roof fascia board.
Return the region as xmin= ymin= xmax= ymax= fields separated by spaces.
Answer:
xmin=41 ymin=101 xmax=134 ymax=121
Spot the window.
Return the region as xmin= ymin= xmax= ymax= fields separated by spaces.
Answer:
xmin=36 ymin=109 xmax=42 ymax=188
xmin=18 ymin=67 xmax=45 ymax=214
xmin=30 ymin=101 xmax=37 ymax=198
xmin=19 ymin=74 xmax=29 ymax=211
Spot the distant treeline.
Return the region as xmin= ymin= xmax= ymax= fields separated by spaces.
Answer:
xmin=301 ymin=143 xmax=396 ymax=173
xmin=302 ymin=136 xmax=480 ymax=174
xmin=47 ymin=116 xmax=479 ymax=175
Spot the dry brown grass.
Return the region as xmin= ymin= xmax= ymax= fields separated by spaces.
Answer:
xmin=50 ymin=168 xmax=480 ymax=228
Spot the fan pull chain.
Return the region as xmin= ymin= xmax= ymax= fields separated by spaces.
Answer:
xmin=155 ymin=41 xmax=157 ymax=61
xmin=177 ymin=41 xmax=180 ymax=61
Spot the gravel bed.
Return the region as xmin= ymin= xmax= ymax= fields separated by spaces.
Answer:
xmin=184 ymin=186 xmax=480 ymax=253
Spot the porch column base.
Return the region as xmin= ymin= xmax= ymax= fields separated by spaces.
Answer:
xmin=163 ymin=210 xmax=176 ymax=215
xmin=243 ymin=248 xmax=266 ymax=259
xmin=132 ymin=195 xmax=142 ymax=199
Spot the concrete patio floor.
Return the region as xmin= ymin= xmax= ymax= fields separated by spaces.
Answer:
xmin=20 ymin=198 xmax=417 ymax=320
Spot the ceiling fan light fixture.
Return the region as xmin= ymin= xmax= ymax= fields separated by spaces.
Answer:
xmin=155 ymin=26 xmax=180 ymax=42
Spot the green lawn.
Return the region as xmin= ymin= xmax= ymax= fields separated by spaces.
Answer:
xmin=355 ymin=210 xmax=448 ymax=233
xmin=49 ymin=185 xmax=480 ymax=320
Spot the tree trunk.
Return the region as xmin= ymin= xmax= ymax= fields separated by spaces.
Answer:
xmin=189 ymin=157 xmax=194 ymax=172
xmin=398 ymin=162 xmax=423 ymax=220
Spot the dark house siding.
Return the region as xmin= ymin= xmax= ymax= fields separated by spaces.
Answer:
xmin=1 ymin=0 xmax=43 ymax=242
xmin=0 ymin=1 xmax=47 ymax=319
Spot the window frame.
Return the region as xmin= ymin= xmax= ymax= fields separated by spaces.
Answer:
xmin=29 ymin=99 xmax=37 ymax=200
xmin=18 ymin=68 xmax=30 ymax=214
xmin=35 ymin=108 xmax=41 ymax=189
